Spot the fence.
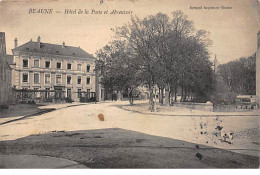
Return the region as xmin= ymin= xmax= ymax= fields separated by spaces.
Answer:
xmin=14 ymin=89 xmax=69 ymax=103
xmin=77 ymin=91 xmax=96 ymax=103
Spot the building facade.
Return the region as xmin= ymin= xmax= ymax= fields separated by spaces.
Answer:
xmin=11 ymin=36 xmax=101 ymax=102
xmin=256 ymin=31 xmax=260 ymax=108
xmin=0 ymin=32 xmax=14 ymax=107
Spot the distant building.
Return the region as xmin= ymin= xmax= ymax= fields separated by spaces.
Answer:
xmin=256 ymin=31 xmax=260 ymax=108
xmin=11 ymin=36 xmax=102 ymax=102
xmin=0 ymin=32 xmax=14 ymax=108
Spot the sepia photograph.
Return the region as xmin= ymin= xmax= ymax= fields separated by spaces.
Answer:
xmin=0 ymin=0 xmax=259 ymax=170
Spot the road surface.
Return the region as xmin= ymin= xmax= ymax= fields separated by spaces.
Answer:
xmin=0 ymin=101 xmax=259 ymax=168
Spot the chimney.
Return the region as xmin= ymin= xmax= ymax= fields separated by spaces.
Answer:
xmin=37 ymin=36 xmax=41 ymax=48
xmin=14 ymin=38 xmax=18 ymax=48
xmin=62 ymin=41 xmax=65 ymax=48
xmin=257 ymin=31 xmax=260 ymax=50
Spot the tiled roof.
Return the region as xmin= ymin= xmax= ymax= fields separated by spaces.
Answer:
xmin=13 ymin=41 xmax=95 ymax=59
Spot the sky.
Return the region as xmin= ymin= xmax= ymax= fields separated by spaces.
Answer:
xmin=0 ymin=0 xmax=259 ymax=64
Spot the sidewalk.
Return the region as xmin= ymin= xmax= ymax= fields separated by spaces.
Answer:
xmin=0 ymin=154 xmax=87 ymax=168
xmin=0 ymin=102 xmax=88 ymax=125
xmin=37 ymin=102 xmax=88 ymax=110
xmin=120 ymin=100 xmax=260 ymax=116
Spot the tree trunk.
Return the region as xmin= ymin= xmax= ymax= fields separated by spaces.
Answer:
xmin=154 ymin=86 xmax=157 ymax=112
xmin=158 ymin=88 xmax=161 ymax=104
xmin=174 ymin=85 xmax=177 ymax=102
xmin=181 ymin=86 xmax=184 ymax=102
xmin=169 ymin=90 xmax=172 ymax=106
xmin=159 ymin=87 xmax=164 ymax=106
xmin=117 ymin=90 xmax=122 ymax=101
xmin=165 ymin=83 xmax=170 ymax=106
xmin=149 ymin=86 xmax=155 ymax=112
xmin=184 ymin=88 xmax=187 ymax=102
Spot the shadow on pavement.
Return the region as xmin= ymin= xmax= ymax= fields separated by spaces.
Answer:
xmin=0 ymin=128 xmax=258 ymax=168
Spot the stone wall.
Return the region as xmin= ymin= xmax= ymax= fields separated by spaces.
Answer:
xmin=173 ymin=102 xmax=213 ymax=112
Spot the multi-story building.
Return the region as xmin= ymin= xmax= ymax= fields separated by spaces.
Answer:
xmin=256 ymin=31 xmax=260 ymax=108
xmin=11 ymin=36 xmax=101 ymax=102
xmin=0 ymin=32 xmax=14 ymax=108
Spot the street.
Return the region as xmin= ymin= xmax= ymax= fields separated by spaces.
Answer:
xmin=0 ymin=100 xmax=259 ymax=168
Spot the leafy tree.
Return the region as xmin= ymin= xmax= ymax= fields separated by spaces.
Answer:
xmin=213 ymin=54 xmax=256 ymax=104
xmin=96 ymin=40 xmax=141 ymax=104
xmin=96 ymin=10 xmax=214 ymax=108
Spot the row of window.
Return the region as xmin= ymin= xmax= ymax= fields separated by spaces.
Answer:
xmin=22 ymin=87 xmax=93 ymax=99
xmin=22 ymin=73 xmax=91 ymax=85
xmin=23 ymin=59 xmax=91 ymax=72
xmin=76 ymin=89 xmax=95 ymax=98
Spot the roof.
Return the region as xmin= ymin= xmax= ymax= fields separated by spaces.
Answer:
xmin=13 ymin=41 xmax=95 ymax=59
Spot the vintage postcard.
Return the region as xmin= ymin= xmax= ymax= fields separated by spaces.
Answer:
xmin=0 ymin=0 xmax=259 ymax=169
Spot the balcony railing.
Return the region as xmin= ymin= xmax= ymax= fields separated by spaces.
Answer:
xmin=17 ymin=67 xmax=93 ymax=74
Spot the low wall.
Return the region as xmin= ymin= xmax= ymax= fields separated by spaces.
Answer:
xmin=213 ymin=104 xmax=255 ymax=112
xmin=173 ymin=102 xmax=213 ymax=112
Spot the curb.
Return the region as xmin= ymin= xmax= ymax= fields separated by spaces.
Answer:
xmin=118 ymin=106 xmax=260 ymax=117
xmin=0 ymin=108 xmax=56 ymax=125
xmin=0 ymin=103 xmax=91 ymax=126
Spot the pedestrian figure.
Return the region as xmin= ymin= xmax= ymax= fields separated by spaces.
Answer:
xmin=128 ymin=88 xmax=133 ymax=105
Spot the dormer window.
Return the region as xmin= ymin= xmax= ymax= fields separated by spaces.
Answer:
xmin=23 ymin=59 xmax=28 ymax=68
